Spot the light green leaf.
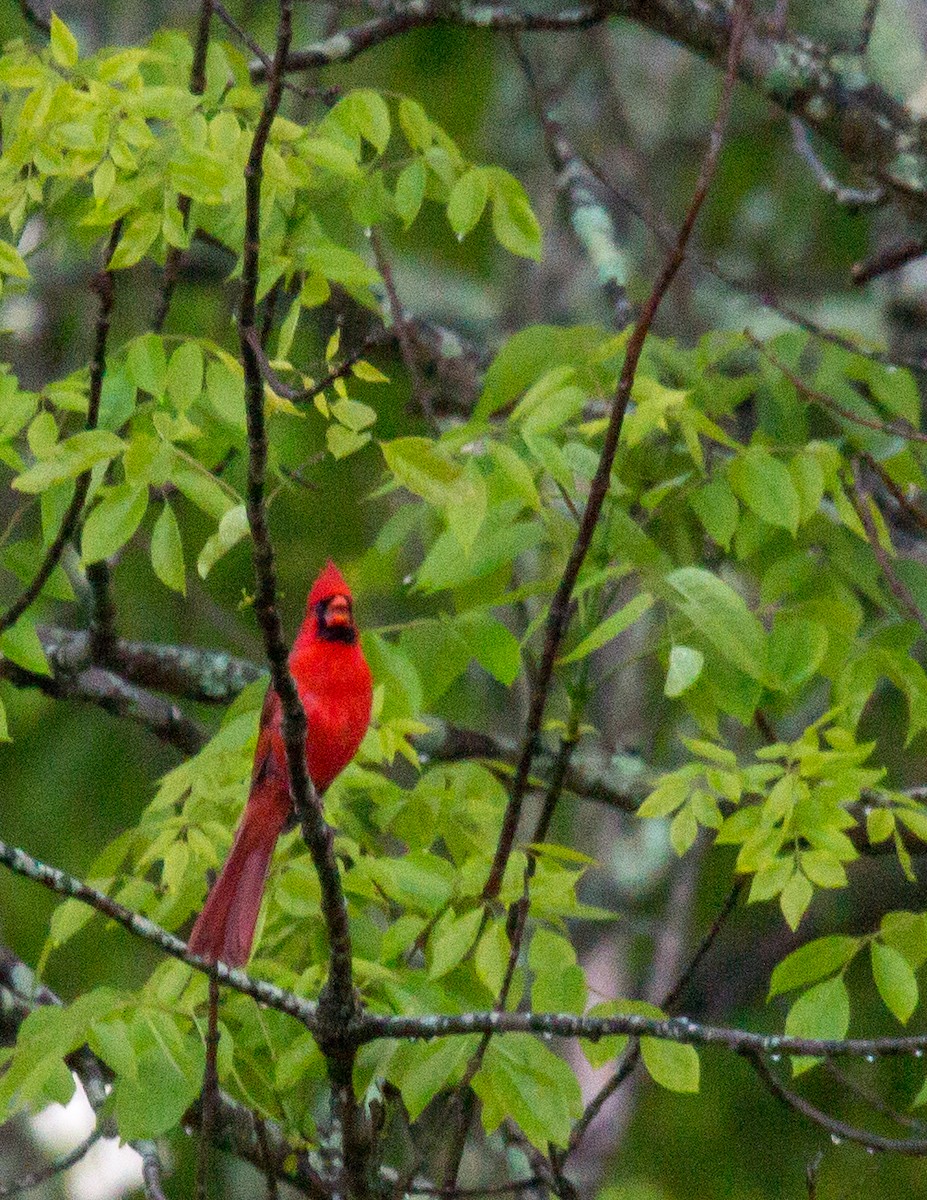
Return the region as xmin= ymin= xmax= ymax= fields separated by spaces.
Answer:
xmin=666 ymin=567 xmax=769 ymax=684
xmin=0 ymin=240 xmax=30 ymax=280
xmin=196 ymin=504 xmax=249 ymax=578
xmin=151 ymin=502 xmax=185 ymax=594
xmin=50 ymin=14 xmax=79 ymax=68
xmin=427 ymin=907 xmax=483 ymax=979
xmin=448 ymin=168 xmax=490 ymax=238
xmin=871 ymin=941 xmax=918 ymax=1024
xmin=689 ymin=477 xmax=738 ymax=550
xmin=768 ymin=936 xmax=860 ymax=998
xmin=728 ymin=446 xmax=800 ymax=534
xmin=166 ymin=342 xmax=204 ymax=411
xmin=0 ymin=620 xmax=51 ymax=677
xmin=559 ymin=593 xmax=654 ymax=665
xmin=641 ymin=1036 xmax=700 ymax=1094
xmin=489 ymin=171 xmax=542 ymax=261
xmin=785 ymin=975 xmax=849 ymax=1075
xmin=108 ymin=212 xmax=162 ymax=271
xmin=665 ymin=645 xmax=704 ymax=697
xmin=381 ymin=437 xmax=459 ymax=507
xmin=126 ymin=334 xmax=167 ymax=398
xmin=327 ymin=424 xmax=371 ymax=459
xmin=81 ymin=485 xmax=148 ymax=564
xmin=395 ymin=159 xmax=427 ymax=227
xmin=780 ymin=871 xmax=813 ymax=931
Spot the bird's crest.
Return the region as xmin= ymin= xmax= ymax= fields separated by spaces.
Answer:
xmin=308 ymin=560 xmax=352 ymax=606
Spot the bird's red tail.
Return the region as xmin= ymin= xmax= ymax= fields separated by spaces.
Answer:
xmin=188 ymin=789 xmax=289 ymax=967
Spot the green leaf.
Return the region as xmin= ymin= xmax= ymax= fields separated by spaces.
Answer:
xmin=447 ymin=168 xmax=490 ymax=238
xmin=126 ymin=334 xmax=167 ymax=398
xmin=666 ymin=567 xmax=769 ymax=684
xmin=50 ymin=14 xmax=79 ymax=68
xmin=327 ymin=424 xmax=371 ymax=459
xmin=81 ymin=485 xmax=148 ymax=564
xmin=871 ymin=941 xmax=918 ymax=1024
xmin=785 ymin=975 xmax=849 ymax=1075
xmin=170 ymin=462 xmax=235 ymax=520
xmin=475 ymin=919 xmax=510 ymax=994
xmin=0 ymin=240 xmax=30 ymax=280
xmin=398 ymin=98 xmax=432 ymax=151
xmin=427 ymin=906 xmax=483 ymax=979
xmin=151 ymin=502 xmax=185 ymax=593
xmin=334 ymin=88 xmax=391 ymax=152
xmin=473 ymin=1034 xmax=582 ymax=1149
xmin=0 ymin=619 xmax=50 ymax=677
xmin=489 ymin=171 xmax=542 ymax=261
xmin=166 ymin=342 xmax=204 ymax=411
xmin=558 ymin=593 xmax=654 ymax=665
xmin=689 ymin=477 xmax=739 ymax=550
xmin=641 ymin=1036 xmax=700 ymax=1094
xmin=459 ymin=612 xmax=521 ymax=685
xmin=108 ymin=212 xmax=162 ymax=270
xmin=728 ymin=446 xmax=800 ymax=534
xmin=475 ymin=325 xmax=605 ymax=422
xmin=665 ymin=645 xmax=704 ymax=698
xmin=110 ymin=1012 xmax=205 ymax=1140
xmin=768 ymin=618 xmax=827 ymax=693
xmin=197 ymin=504 xmax=249 ymax=578
xmin=780 ymin=871 xmax=813 ymax=931
xmin=395 ymin=159 xmax=427 ymax=227
xmin=390 ymin=1037 xmax=477 ymax=1121
xmin=381 ymin=437 xmax=460 ymax=507
xmin=768 ymin=936 xmax=860 ymax=998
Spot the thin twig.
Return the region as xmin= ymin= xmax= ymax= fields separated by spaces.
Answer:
xmin=862 ymin=452 xmax=927 ymax=537
xmin=0 ymin=224 xmax=121 ymax=635
xmin=852 ymin=237 xmax=926 ymax=286
xmin=482 ymin=0 xmax=750 ymax=901
xmin=197 ymin=973 xmax=221 ymax=1200
xmin=564 ymin=877 xmax=744 ymax=1158
xmin=0 ymin=1128 xmax=102 ymax=1197
xmin=790 ymin=119 xmax=884 ymax=211
xmin=370 ymin=229 xmax=436 ymax=425
xmin=857 ymin=0 xmax=881 ymax=54
xmin=747 ymin=331 xmax=927 ymax=445
xmin=153 ymin=0 xmax=213 ymax=333
xmin=748 ymin=1051 xmax=927 ymax=1155
xmin=847 ymin=461 xmax=927 ymax=638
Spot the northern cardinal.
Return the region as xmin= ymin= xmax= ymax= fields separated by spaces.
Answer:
xmin=188 ymin=561 xmax=372 ymax=966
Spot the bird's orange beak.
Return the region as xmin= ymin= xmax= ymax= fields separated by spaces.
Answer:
xmin=324 ymin=594 xmax=352 ymax=628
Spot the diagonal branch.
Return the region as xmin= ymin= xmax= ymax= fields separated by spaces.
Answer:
xmin=0 ymin=838 xmax=318 ymax=1027
xmin=0 ymin=224 xmax=121 ymax=636
xmin=482 ymin=0 xmax=750 ymax=901
xmin=747 ymin=1050 xmax=927 ymax=1155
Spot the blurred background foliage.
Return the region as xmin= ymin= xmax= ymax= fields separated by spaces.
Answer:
xmin=2 ymin=0 xmax=927 ymax=1196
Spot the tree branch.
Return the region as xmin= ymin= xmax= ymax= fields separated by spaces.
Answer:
xmin=483 ymin=0 xmax=749 ymax=901
xmin=0 ymin=224 xmax=121 ymax=636
xmin=0 ymin=839 xmax=318 ymax=1027
xmin=747 ymin=1050 xmax=927 ymax=1155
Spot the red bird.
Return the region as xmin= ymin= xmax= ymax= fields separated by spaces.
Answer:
xmin=189 ymin=561 xmax=372 ymax=966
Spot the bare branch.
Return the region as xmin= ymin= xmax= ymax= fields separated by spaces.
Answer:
xmin=748 ymin=1051 xmax=927 ymax=1155
xmin=852 ymin=238 xmax=927 ymax=287
xmin=0 ymin=1128 xmax=102 ymax=1197
xmin=154 ymin=0 xmax=213 ymax=333
xmin=514 ymin=38 xmax=631 ymax=327
xmin=789 ymin=119 xmax=884 ymax=210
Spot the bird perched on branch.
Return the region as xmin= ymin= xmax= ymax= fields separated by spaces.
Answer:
xmin=189 ymin=561 xmax=372 ymax=966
